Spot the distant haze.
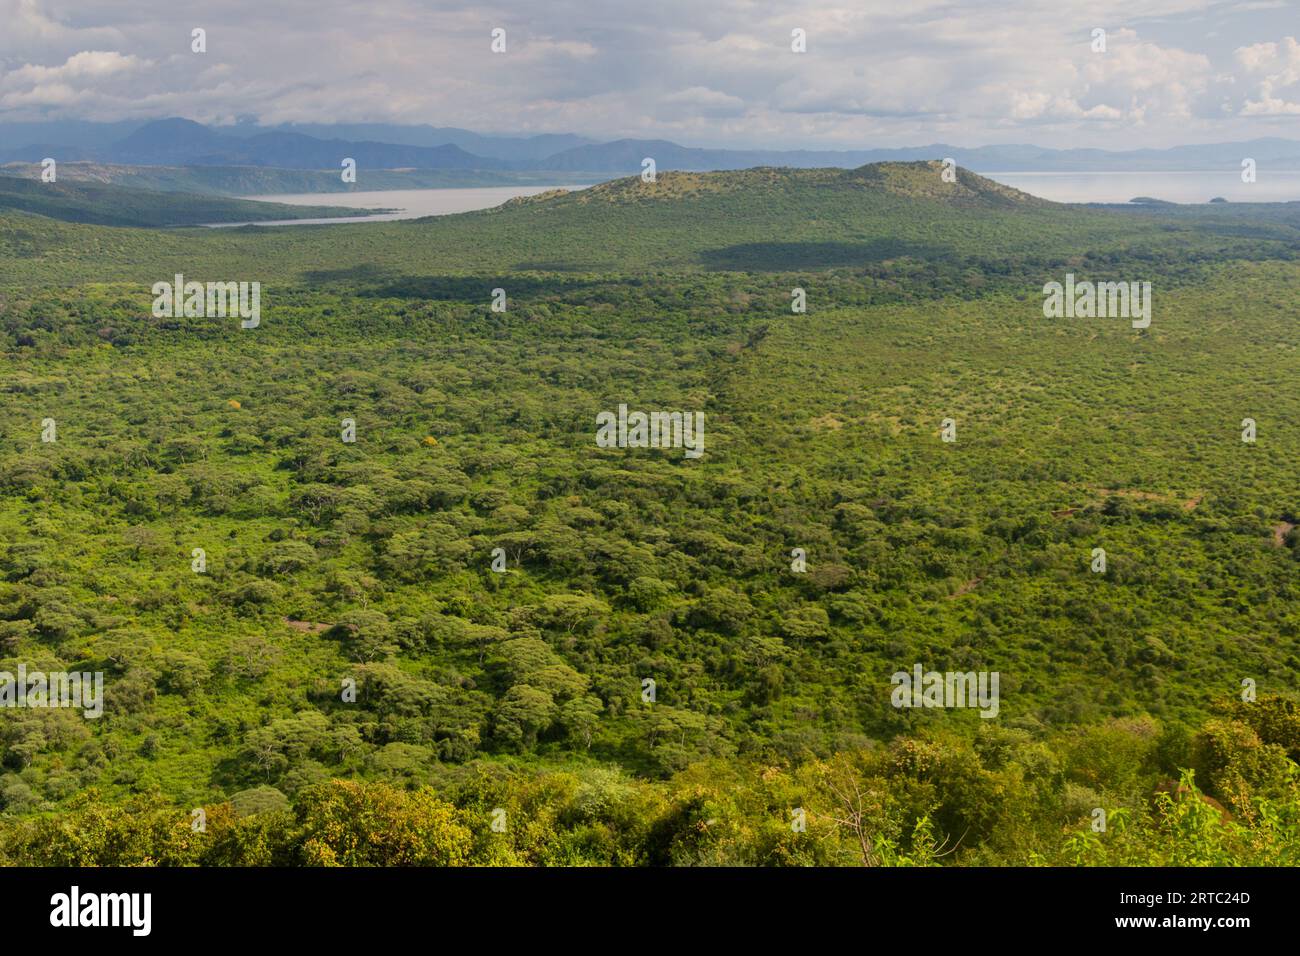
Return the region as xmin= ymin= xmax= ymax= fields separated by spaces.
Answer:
xmin=7 ymin=118 xmax=1300 ymax=178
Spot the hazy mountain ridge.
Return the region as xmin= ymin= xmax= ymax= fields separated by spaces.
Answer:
xmin=5 ymin=118 xmax=1300 ymax=176
xmin=254 ymin=124 xmax=596 ymax=159
xmin=104 ymin=119 xmax=504 ymax=170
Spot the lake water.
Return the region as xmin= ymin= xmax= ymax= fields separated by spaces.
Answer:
xmin=981 ymin=170 xmax=1300 ymax=204
xmin=205 ymin=185 xmax=588 ymax=227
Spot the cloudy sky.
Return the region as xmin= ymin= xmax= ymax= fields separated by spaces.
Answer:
xmin=2 ymin=0 xmax=1299 ymax=148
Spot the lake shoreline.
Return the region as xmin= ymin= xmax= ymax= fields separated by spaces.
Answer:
xmin=982 ymin=169 xmax=1300 ymax=204
xmin=201 ymin=184 xmax=589 ymax=227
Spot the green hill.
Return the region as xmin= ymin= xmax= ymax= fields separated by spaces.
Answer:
xmin=524 ymin=162 xmax=1049 ymax=207
xmin=0 ymin=174 xmax=381 ymax=227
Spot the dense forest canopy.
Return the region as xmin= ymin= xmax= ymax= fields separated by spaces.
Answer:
xmin=1 ymin=163 xmax=1297 ymax=865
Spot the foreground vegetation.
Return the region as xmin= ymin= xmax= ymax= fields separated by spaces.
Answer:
xmin=1 ymin=163 xmax=1297 ymax=865
xmin=2 ymin=697 xmax=1297 ymax=866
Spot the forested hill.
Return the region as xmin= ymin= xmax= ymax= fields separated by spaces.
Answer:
xmin=0 ymin=175 xmax=377 ymax=228
xmin=506 ymin=162 xmax=1051 ymax=208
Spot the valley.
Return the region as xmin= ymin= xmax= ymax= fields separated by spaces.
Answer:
xmin=0 ymin=163 xmax=1297 ymax=866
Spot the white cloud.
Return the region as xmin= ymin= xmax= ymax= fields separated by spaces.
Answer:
xmin=0 ymin=49 xmax=151 ymax=110
xmin=0 ymin=0 xmax=1296 ymax=148
xmin=1235 ymin=36 xmax=1300 ymax=114
xmin=0 ymin=0 xmax=124 ymax=57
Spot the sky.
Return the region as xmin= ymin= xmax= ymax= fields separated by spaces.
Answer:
xmin=2 ymin=0 xmax=1300 ymax=149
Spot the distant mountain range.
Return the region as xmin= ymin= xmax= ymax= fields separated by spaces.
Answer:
xmin=247 ymin=124 xmax=595 ymax=160
xmin=5 ymin=117 xmax=1300 ymax=175
xmin=0 ymin=119 xmax=578 ymax=171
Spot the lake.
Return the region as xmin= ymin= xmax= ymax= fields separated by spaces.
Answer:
xmin=981 ymin=170 xmax=1300 ymax=204
xmin=206 ymin=185 xmax=589 ymax=227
